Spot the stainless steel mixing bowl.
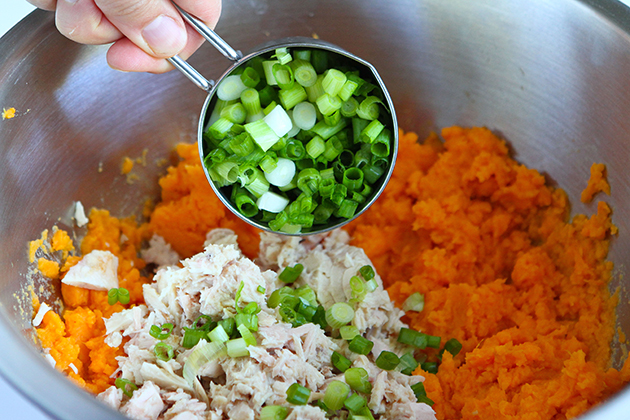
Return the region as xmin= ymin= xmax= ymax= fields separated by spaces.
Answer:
xmin=1 ymin=0 xmax=629 ymax=418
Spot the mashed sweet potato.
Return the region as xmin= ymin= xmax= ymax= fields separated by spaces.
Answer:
xmin=346 ymin=126 xmax=630 ymax=419
xmin=32 ymin=126 xmax=629 ymax=417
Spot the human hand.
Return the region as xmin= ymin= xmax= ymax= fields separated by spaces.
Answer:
xmin=27 ymin=0 xmax=221 ymax=73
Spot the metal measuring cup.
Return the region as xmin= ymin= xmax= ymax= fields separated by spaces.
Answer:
xmin=170 ymin=6 xmax=398 ymax=236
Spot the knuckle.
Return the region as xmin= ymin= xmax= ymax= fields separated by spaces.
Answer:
xmin=95 ymin=0 xmax=154 ymax=21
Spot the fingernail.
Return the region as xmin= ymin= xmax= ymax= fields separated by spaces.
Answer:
xmin=65 ymin=0 xmax=79 ymax=4
xmin=141 ymin=15 xmax=186 ymax=56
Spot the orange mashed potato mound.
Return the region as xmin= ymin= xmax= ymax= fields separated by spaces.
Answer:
xmin=33 ymin=126 xmax=629 ymax=418
xmin=346 ymin=127 xmax=629 ymax=419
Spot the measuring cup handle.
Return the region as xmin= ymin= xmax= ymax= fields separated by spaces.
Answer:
xmin=167 ymin=56 xmax=213 ymax=91
xmin=173 ymin=3 xmax=243 ymax=62
xmin=167 ymin=3 xmax=243 ymax=91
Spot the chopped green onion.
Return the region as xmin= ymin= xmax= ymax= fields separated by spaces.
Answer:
xmin=291 ymin=59 xmax=318 ymax=87
xmin=324 ymin=109 xmax=341 ymax=127
xmin=331 ymin=350 xmax=352 ymax=372
xmin=260 ymin=405 xmax=289 ymax=420
xmin=182 ymin=328 xmax=208 ymax=349
xmin=312 ymin=118 xmax=348 ymax=140
xmin=226 ymin=337 xmax=250 ymax=358
xmin=403 ymin=292 xmax=425 ymax=312
xmin=348 ymin=335 xmax=374 ymax=355
xmin=183 ymin=341 xmax=227 ymax=385
xmin=365 ymin=279 xmax=378 ymax=292
xmin=361 ymin=120 xmax=385 ymax=143
xmin=312 ymin=305 xmax=328 ymax=330
xmin=235 ymin=312 xmax=259 ymax=332
xmin=218 ymin=318 xmax=236 ymax=338
xmin=264 ymin=158 xmax=296 ymax=187
xmin=340 ymin=325 xmax=360 ymax=340
xmin=313 ymin=200 xmax=336 ymax=223
xmin=294 ymin=49 xmax=311 ymax=61
xmin=341 ymin=97 xmax=359 ymax=117
xmin=397 ymin=328 xmax=428 ymax=349
xmin=356 ymin=96 xmax=381 ymax=120
xmin=306 ymin=136 xmax=326 ymax=159
xmin=338 ymin=78 xmax=359 ymax=102
xmin=274 ymin=47 xmax=293 ymax=65
xmin=264 ymin=104 xmax=293 ymax=138
xmin=411 ymin=382 xmax=434 ymax=406
xmin=343 ymin=167 xmax=364 ymax=192
xmin=240 ymin=66 xmax=261 ymax=88
xmin=344 ymin=393 xmax=366 ymax=413
xmin=278 ymin=84 xmax=308 ymax=110
xmin=399 ymin=352 xmax=420 ymax=375
xmin=268 ymin=287 xmax=293 ymax=308
xmin=220 ymin=102 xmax=247 ymax=124
xmin=229 ymin=133 xmax=255 ymax=157
xmin=362 ymin=164 xmax=385 ymax=185
xmin=208 ymin=324 xmax=230 ymax=343
xmin=279 ymin=263 xmax=304 ymax=283
xmin=334 ymin=199 xmax=359 ymax=219
xmin=444 ymin=338 xmax=463 ymax=357
xmin=117 ymin=288 xmax=130 ymax=305
xmin=324 ymin=380 xmax=350 ymax=411
xmin=375 ymin=351 xmax=400 ymax=371
xmin=421 ymin=361 xmax=438 ymax=374
xmin=263 ymin=60 xmax=280 ymax=86
xmin=345 ymin=367 xmax=372 ymax=394
xmin=237 ymin=323 xmax=257 ymax=346
xmin=280 ymin=139 xmax=306 ymax=161
xmin=330 ymin=184 xmax=348 ymax=207
xmin=153 ymin=342 xmax=174 ymax=362
xmin=217 ymin=74 xmax=248 ymax=101
xmin=322 ymin=69 xmax=347 ymax=97
xmin=316 ymin=93 xmax=342 ymax=116
xmin=115 ymin=378 xmax=138 ymax=398
xmin=352 ymin=118 xmax=369 ymax=144
xmin=295 ymin=285 xmax=317 ymax=307
xmin=241 ymin=88 xmax=264 ymax=122
xmin=286 ymin=382 xmax=311 ymax=405
xmin=325 ymin=302 xmax=355 ymax=329
xmin=259 ymin=152 xmax=278 ymax=173
xmin=107 ymin=288 xmax=118 ymax=306
xmin=427 ymin=335 xmax=441 ymax=349
xmin=350 ymin=276 xmax=367 ymax=302
xmin=305 ymin=74 xmax=325 ymax=103
xmin=245 ymin=169 xmax=270 ymax=198
xmin=322 ymin=136 xmax=343 ymax=161
xmin=292 ymin=101 xmax=317 ymax=130
xmin=244 ymin=119 xmax=280 ymax=152
xmin=149 ymin=323 xmax=174 ymax=340
xmin=296 ymin=168 xmax=321 ymax=195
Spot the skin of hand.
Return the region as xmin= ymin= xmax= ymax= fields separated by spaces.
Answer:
xmin=26 ymin=0 xmax=222 ymax=73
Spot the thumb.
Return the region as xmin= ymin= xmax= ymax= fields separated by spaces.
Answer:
xmin=95 ymin=0 xmax=187 ymax=58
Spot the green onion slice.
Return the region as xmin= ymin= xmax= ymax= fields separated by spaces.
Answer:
xmin=182 ymin=340 xmax=227 ymax=386
xmin=324 ymin=380 xmax=350 ymax=411
xmin=153 ymin=342 xmax=174 ymax=362
xmin=344 ymin=367 xmax=372 ymax=394
xmin=115 ymin=378 xmax=138 ymax=398
xmin=260 ymin=405 xmax=289 ymax=420
xmin=331 ymin=350 xmax=352 ymax=373
xmin=286 ymin=382 xmax=311 ymax=405
xmin=375 ymin=350 xmax=400 ymax=371
xmin=348 ymin=335 xmax=374 ymax=356
xmin=279 ymin=263 xmax=304 ymax=283
xmin=325 ymin=302 xmax=355 ymax=329
xmin=403 ymin=292 xmax=425 ymax=312
xmin=149 ymin=323 xmax=174 ymax=340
